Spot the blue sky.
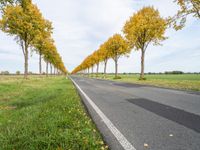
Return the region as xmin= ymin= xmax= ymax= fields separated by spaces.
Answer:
xmin=0 ymin=0 xmax=200 ymax=73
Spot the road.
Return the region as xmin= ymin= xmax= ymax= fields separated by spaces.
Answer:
xmin=70 ymin=76 xmax=200 ymax=150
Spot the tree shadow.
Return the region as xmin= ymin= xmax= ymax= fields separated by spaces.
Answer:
xmin=11 ymin=94 xmax=57 ymax=109
xmin=113 ymin=82 xmax=146 ymax=88
xmin=127 ymin=98 xmax=200 ymax=133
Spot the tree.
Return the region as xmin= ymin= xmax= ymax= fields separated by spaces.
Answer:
xmin=123 ymin=6 xmax=167 ymax=80
xmin=88 ymin=55 xmax=96 ymax=77
xmin=71 ymin=53 xmax=97 ymax=76
xmin=33 ymin=20 xmax=53 ymax=75
xmin=169 ymin=0 xmax=200 ymax=30
xmin=92 ymin=50 xmax=101 ymax=77
xmin=99 ymin=43 xmax=111 ymax=78
xmin=1 ymin=71 xmax=9 ymax=75
xmin=0 ymin=1 xmax=48 ymax=78
xmin=16 ymin=71 xmax=20 ymax=75
xmin=106 ymin=34 xmax=129 ymax=78
xmin=43 ymin=41 xmax=56 ymax=76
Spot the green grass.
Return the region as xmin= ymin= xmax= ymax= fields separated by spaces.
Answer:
xmin=0 ymin=76 xmax=107 ymax=150
xmin=90 ymin=74 xmax=200 ymax=91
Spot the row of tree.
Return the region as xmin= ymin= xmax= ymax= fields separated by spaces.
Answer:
xmin=72 ymin=34 xmax=130 ymax=78
xmin=0 ymin=0 xmax=67 ymax=78
xmin=72 ymin=6 xmax=167 ymax=79
xmin=72 ymin=0 xmax=200 ymax=79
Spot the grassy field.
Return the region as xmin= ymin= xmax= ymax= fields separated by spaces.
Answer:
xmin=0 ymin=76 xmax=107 ymax=150
xmin=90 ymin=74 xmax=200 ymax=91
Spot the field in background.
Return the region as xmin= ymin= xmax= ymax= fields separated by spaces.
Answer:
xmin=89 ymin=74 xmax=200 ymax=91
xmin=0 ymin=76 xmax=106 ymax=150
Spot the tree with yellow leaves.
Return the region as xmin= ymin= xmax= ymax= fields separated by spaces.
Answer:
xmin=92 ymin=50 xmax=101 ymax=77
xmin=42 ymin=40 xmax=55 ymax=76
xmin=88 ymin=54 xmax=96 ymax=77
xmin=170 ymin=0 xmax=200 ymax=30
xmin=33 ymin=20 xmax=53 ymax=75
xmin=0 ymin=0 xmax=17 ymax=8
xmin=85 ymin=59 xmax=92 ymax=75
xmin=106 ymin=34 xmax=129 ymax=79
xmin=98 ymin=43 xmax=110 ymax=78
xmin=123 ymin=6 xmax=167 ymax=80
xmin=0 ymin=0 xmax=49 ymax=78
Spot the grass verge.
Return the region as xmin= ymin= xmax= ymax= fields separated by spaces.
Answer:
xmin=88 ymin=74 xmax=200 ymax=91
xmin=0 ymin=76 xmax=107 ymax=150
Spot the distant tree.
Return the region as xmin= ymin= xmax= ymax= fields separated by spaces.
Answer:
xmin=1 ymin=71 xmax=9 ymax=75
xmin=107 ymin=34 xmax=129 ymax=78
xmin=123 ymin=6 xmax=167 ymax=80
xmin=165 ymin=71 xmax=184 ymax=74
xmin=92 ymin=50 xmax=101 ymax=77
xmin=99 ymin=43 xmax=111 ymax=78
xmin=88 ymin=55 xmax=96 ymax=77
xmin=33 ymin=21 xmax=53 ymax=75
xmin=16 ymin=71 xmax=20 ymax=75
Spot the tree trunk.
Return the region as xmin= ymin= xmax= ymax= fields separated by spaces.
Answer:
xmin=140 ymin=49 xmax=145 ymax=80
xmin=96 ymin=63 xmax=99 ymax=77
xmin=84 ymin=70 xmax=86 ymax=76
xmin=46 ymin=61 xmax=48 ymax=77
xmin=88 ymin=68 xmax=90 ymax=77
xmin=104 ymin=60 xmax=107 ymax=78
xmin=24 ymin=43 xmax=28 ymax=79
xmin=114 ymin=58 xmax=118 ymax=78
xmin=50 ymin=64 xmax=52 ymax=75
xmin=39 ymin=52 xmax=42 ymax=75
xmin=91 ymin=66 xmax=94 ymax=77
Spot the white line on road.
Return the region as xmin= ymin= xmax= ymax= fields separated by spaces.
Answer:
xmin=69 ymin=77 xmax=136 ymax=150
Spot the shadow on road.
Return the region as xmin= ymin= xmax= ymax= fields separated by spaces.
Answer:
xmin=127 ymin=98 xmax=200 ymax=133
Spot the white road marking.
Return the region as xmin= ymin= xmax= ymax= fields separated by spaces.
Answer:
xmin=69 ymin=77 xmax=136 ymax=150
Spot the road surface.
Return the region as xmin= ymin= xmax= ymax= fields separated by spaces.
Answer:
xmin=70 ymin=76 xmax=200 ymax=150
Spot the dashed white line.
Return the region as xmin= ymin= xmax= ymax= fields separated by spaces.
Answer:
xmin=69 ymin=76 xmax=136 ymax=150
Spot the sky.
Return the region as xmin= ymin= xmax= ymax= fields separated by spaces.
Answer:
xmin=0 ymin=0 xmax=200 ymax=73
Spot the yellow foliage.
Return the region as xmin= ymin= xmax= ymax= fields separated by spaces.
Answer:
xmin=106 ymin=34 xmax=129 ymax=61
xmin=123 ymin=6 xmax=167 ymax=51
xmin=0 ymin=1 xmax=67 ymax=75
xmin=169 ymin=0 xmax=200 ymax=30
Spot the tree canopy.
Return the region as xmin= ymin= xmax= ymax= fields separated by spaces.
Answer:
xmin=123 ymin=6 xmax=167 ymax=50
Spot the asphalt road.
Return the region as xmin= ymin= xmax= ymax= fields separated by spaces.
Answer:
xmin=70 ymin=76 xmax=200 ymax=150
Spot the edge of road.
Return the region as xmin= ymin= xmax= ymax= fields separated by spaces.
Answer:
xmin=68 ymin=76 xmax=137 ymax=150
xmin=76 ymin=75 xmax=200 ymax=95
